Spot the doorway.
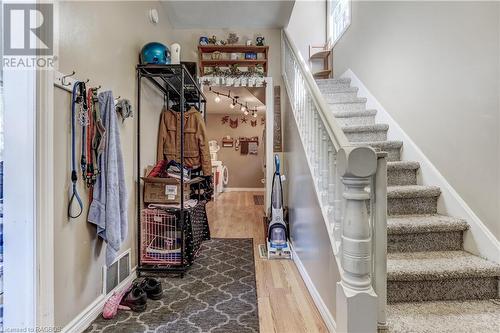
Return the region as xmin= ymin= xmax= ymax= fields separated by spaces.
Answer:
xmin=201 ymin=78 xmax=274 ymax=209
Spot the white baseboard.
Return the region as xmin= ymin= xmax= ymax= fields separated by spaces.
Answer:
xmin=61 ymin=267 xmax=137 ymax=333
xmin=342 ymin=69 xmax=500 ymax=264
xmin=292 ymin=248 xmax=337 ymax=333
xmin=223 ymin=187 xmax=265 ymax=192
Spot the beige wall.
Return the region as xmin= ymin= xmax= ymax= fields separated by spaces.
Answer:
xmin=333 ymin=1 xmax=500 ymax=240
xmin=54 ymin=1 xmax=173 ymax=327
xmin=286 ymin=0 xmax=327 ymax=63
xmin=207 ymin=113 xmax=265 ymax=188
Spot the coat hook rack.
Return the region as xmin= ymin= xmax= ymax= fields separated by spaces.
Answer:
xmin=61 ymin=70 xmax=76 ymax=86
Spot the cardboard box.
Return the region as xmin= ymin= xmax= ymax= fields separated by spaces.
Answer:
xmin=141 ymin=177 xmax=200 ymax=204
xmin=141 ymin=176 xmax=203 ymax=204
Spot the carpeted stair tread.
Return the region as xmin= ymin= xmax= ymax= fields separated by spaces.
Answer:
xmin=387 ymin=214 xmax=468 ymax=235
xmin=342 ymin=123 xmax=389 ymax=133
xmin=322 ymin=86 xmax=359 ymax=94
xmin=387 ymin=185 xmax=441 ymax=199
xmin=327 ymin=97 xmax=367 ymax=105
xmin=387 ymin=250 xmax=500 ymax=281
xmin=387 ymin=299 xmax=500 ymax=333
xmin=387 ymin=161 xmax=420 ymax=171
xmin=355 ymin=140 xmax=403 ymax=149
xmin=316 ymin=77 xmax=351 ymax=85
xmin=333 ymin=109 xmax=377 ymax=118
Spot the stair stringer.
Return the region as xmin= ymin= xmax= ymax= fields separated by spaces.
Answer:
xmin=342 ymin=69 xmax=500 ymax=264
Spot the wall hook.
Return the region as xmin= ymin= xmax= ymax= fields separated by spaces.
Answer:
xmin=61 ymin=70 xmax=76 ymax=86
xmin=96 ymin=85 xmax=102 ymax=90
xmin=84 ymin=78 xmax=90 ymax=84
xmin=115 ymin=96 xmax=121 ymax=100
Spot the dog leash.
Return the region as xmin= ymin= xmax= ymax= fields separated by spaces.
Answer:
xmin=68 ymin=81 xmax=84 ymax=219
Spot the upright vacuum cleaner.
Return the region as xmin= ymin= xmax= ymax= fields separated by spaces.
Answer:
xmin=267 ymin=155 xmax=292 ymax=259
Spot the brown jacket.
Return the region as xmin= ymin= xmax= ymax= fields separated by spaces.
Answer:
xmin=157 ymin=107 xmax=212 ymax=175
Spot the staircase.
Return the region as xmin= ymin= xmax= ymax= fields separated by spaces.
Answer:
xmin=317 ymin=77 xmax=500 ymax=331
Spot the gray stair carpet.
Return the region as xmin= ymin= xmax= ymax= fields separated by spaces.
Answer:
xmin=316 ymin=77 xmax=500 ymax=329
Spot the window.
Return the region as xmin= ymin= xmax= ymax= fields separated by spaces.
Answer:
xmin=327 ymin=0 xmax=351 ymax=47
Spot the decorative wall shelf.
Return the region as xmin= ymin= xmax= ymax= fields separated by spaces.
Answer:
xmin=198 ymin=45 xmax=269 ymax=76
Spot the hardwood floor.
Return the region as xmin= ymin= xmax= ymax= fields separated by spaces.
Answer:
xmin=206 ymin=192 xmax=328 ymax=333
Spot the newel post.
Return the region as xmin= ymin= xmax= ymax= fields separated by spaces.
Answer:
xmin=336 ymin=146 xmax=378 ymax=333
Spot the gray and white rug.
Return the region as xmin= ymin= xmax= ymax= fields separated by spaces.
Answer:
xmin=84 ymin=239 xmax=259 ymax=333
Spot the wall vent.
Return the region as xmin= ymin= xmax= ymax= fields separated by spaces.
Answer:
xmin=102 ymin=249 xmax=132 ymax=295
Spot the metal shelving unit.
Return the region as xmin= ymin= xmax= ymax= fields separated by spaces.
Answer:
xmin=136 ymin=64 xmax=207 ymax=276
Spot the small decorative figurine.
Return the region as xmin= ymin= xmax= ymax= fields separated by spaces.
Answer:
xmin=227 ymin=33 xmax=239 ymax=44
xmin=246 ymin=39 xmax=253 ymax=46
xmin=208 ymin=35 xmax=217 ymax=44
xmin=256 ymin=36 xmax=265 ymax=46
xmin=170 ymin=43 xmax=181 ymax=64
xmin=199 ymin=36 xmax=209 ymax=45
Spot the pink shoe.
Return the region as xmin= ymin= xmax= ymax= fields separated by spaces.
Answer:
xmin=102 ymin=284 xmax=132 ymax=319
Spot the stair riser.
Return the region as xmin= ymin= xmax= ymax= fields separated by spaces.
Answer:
xmin=388 ymin=196 xmax=438 ymax=215
xmin=329 ymin=103 xmax=366 ymax=113
xmin=388 ymin=231 xmax=463 ymax=253
xmin=336 ymin=115 xmax=376 ymax=126
xmin=388 ymin=277 xmax=499 ymax=303
xmin=384 ymin=147 xmax=401 ymax=162
xmin=324 ymin=92 xmax=359 ymax=103
xmin=345 ymin=130 xmax=388 ymax=142
xmin=388 ymin=168 xmax=418 ymax=186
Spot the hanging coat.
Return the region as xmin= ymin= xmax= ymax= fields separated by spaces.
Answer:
xmin=156 ymin=106 xmax=212 ymax=175
xmin=88 ymin=91 xmax=128 ymax=266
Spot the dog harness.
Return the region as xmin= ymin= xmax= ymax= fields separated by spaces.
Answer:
xmin=68 ymin=82 xmax=85 ymax=219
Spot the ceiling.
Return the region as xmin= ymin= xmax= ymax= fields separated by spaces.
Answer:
xmin=162 ymin=1 xmax=295 ymax=29
xmin=206 ymin=86 xmax=266 ymax=115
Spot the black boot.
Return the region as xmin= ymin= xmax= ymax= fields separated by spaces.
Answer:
xmin=120 ymin=285 xmax=147 ymax=312
xmin=139 ymin=277 xmax=163 ymax=300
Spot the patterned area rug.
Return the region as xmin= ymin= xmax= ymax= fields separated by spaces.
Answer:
xmin=84 ymin=239 xmax=259 ymax=333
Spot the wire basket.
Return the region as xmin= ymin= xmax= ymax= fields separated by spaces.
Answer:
xmin=140 ymin=208 xmax=181 ymax=265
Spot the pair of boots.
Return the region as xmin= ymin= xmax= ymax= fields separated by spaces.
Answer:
xmin=103 ymin=277 xmax=162 ymax=319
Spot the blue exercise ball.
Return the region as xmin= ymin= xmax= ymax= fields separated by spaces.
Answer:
xmin=140 ymin=42 xmax=171 ymax=65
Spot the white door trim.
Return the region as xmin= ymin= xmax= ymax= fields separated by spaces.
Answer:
xmin=35 ymin=68 xmax=55 ymax=328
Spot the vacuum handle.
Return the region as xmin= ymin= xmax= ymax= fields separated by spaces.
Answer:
xmin=274 ymin=154 xmax=280 ymax=174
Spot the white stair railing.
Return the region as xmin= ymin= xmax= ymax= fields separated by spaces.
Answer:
xmin=281 ymin=29 xmax=387 ymax=332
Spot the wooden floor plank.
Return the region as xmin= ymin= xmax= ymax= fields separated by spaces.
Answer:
xmin=207 ymin=192 xmax=328 ymax=333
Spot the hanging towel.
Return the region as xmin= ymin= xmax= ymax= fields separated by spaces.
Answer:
xmin=88 ymin=91 xmax=128 ymax=266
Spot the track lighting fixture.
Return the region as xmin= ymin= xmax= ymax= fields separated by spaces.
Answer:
xmin=211 ymin=88 xmax=260 ymax=114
